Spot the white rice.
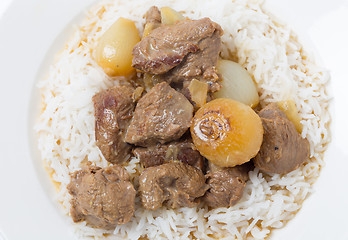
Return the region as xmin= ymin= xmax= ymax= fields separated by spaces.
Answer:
xmin=35 ymin=0 xmax=331 ymax=239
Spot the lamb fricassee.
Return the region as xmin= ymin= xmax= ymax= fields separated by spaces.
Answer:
xmin=68 ymin=6 xmax=310 ymax=228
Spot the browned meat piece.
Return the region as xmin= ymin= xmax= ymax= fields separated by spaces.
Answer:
xmin=203 ymin=163 xmax=251 ymax=208
xmin=134 ymin=145 xmax=167 ymax=167
xmin=253 ymin=103 xmax=310 ymax=174
xmin=93 ymin=86 xmax=135 ymax=164
xmin=139 ymin=162 xmax=209 ymax=210
xmin=125 ymin=82 xmax=193 ymax=146
xmin=161 ymin=27 xmax=222 ymax=93
xmin=145 ymin=6 xmax=161 ymax=24
xmin=175 ymin=141 xmax=206 ymax=172
xmin=132 ymin=18 xmax=222 ymax=93
xmin=67 ymin=165 xmax=136 ymax=230
xmin=133 ymin=139 xmax=205 ymax=171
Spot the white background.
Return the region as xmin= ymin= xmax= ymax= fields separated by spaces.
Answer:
xmin=0 ymin=0 xmax=347 ymax=239
xmin=0 ymin=0 xmax=12 ymax=18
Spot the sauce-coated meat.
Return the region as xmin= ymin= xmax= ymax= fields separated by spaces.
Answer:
xmin=145 ymin=6 xmax=161 ymax=24
xmin=68 ymin=165 xmax=136 ymax=229
xmin=132 ymin=18 xmax=222 ymax=93
xmin=139 ymin=162 xmax=209 ymax=210
xmin=253 ymin=103 xmax=310 ymax=174
xmin=93 ymin=85 xmax=135 ymax=163
xmin=161 ymin=26 xmax=222 ymax=93
xmin=125 ymin=82 xmax=193 ymax=147
xmin=203 ymin=163 xmax=251 ymax=208
xmin=133 ymin=139 xmax=205 ymax=172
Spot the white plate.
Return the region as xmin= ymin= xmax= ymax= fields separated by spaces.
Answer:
xmin=0 ymin=0 xmax=347 ymax=239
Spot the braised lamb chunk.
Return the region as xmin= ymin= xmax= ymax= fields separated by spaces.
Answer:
xmin=145 ymin=6 xmax=161 ymax=24
xmin=253 ymin=103 xmax=310 ymax=174
xmin=134 ymin=145 xmax=167 ymax=167
xmin=203 ymin=163 xmax=251 ymax=208
xmin=139 ymin=162 xmax=209 ymax=210
xmin=125 ymin=82 xmax=193 ymax=147
xmin=132 ymin=17 xmax=222 ymax=93
xmin=133 ymin=139 xmax=205 ymax=171
xmin=160 ymin=27 xmax=222 ymax=93
xmin=67 ymin=165 xmax=136 ymax=229
xmin=175 ymin=140 xmax=206 ymax=172
xmin=93 ymin=85 xmax=135 ymax=164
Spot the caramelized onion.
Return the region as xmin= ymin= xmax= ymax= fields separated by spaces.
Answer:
xmin=160 ymin=7 xmax=185 ymax=25
xmin=96 ymin=18 xmax=140 ymax=76
xmin=188 ymin=79 xmax=208 ymax=108
xmin=191 ymin=98 xmax=263 ymax=167
xmin=143 ymin=22 xmax=157 ymax=38
xmin=277 ymin=100 xmax=303 ymax=133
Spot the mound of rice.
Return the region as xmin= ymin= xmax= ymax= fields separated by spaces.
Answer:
xmin=35 ymin=0 xmax=331 ymax=239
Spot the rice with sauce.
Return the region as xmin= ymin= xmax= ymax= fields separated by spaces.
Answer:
xmin=35 ymin=0 xmax=331 ymax=239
